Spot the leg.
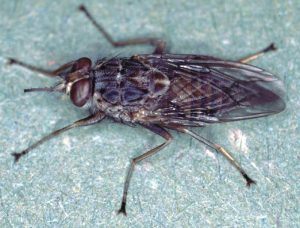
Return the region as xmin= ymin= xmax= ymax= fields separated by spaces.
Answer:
xmin=12 ymin=112 xmax=105 ymax=163
xmin=7 ymin=57 xmax=91 ymax=77
xmin=7 ymin=58 xmax=75 ymax=77
xmin=180 ymin=128 xmax=255 ymax=186
xmin=118 ymin=124 xmax=172 ymax=215
xmin=79 ymin=5 xmax=166 ymax=54
xmin=238 ymin=43 xmax=277 ymax=64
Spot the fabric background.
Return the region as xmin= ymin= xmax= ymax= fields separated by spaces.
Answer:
xmin=0 ymin=0 xmax=299 ymax=227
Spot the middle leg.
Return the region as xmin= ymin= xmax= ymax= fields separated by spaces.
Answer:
xmin=118 ymin=124 xmax=172 ymax=215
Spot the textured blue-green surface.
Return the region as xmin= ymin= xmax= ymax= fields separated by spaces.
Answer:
xmin=0 ymin=0 xmax=299 ymax=227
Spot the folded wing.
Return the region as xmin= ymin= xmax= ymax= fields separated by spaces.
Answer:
xmin=143 ymin=54 xmax=285 ymax=126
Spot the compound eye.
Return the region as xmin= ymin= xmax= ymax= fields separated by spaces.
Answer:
xmin=72 ymin=57 xmax=92 ymax=72
xmin=58 ymin=57 xmax=92 ymax=80
xmin=70 ymin=78 xmax=92 ymax=107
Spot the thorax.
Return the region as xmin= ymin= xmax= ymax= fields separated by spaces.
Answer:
xmin=90 ymin=57 xmax=170 ymax=123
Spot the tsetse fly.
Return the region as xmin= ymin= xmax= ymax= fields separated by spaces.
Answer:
xmin=8 ymin=5 xmax=285 ymax=215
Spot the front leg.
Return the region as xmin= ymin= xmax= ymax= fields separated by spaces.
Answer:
xmin=7 ymin=57 xmax=92 ymax=78
xmin=12 ymin=112 xmax=105 ymax=163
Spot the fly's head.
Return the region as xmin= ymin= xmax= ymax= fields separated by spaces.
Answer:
xmin=58 ymin=57 xmax=93 ymax=107
xmin=23 ymin=57 xmax=94 ymax=108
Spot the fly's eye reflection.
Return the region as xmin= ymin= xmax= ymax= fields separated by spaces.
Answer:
xmin=8 ymin=4 xmax=285 ymax=216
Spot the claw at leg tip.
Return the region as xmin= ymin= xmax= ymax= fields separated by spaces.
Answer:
xmin=117 ymin=209 xmax=127 ymax=216
xmin=246 ymin=179 xmax=256 ymax=187
xmin=117 ymin=202 xmax=127 ymax=216
xmin=265 ymin=43 xmax=277 ymax=52
xmin=78 ymin=5 xmax=86 ymax=11
xmin=11 ymin=153 xmax=21 ymax=163
xmin=6 ymin=58 xmax=16 ymax=65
